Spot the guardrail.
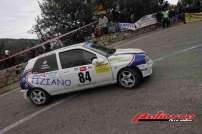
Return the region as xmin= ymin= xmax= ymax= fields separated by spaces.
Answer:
xmin=0 ymin=63 xmax=26 ymax=88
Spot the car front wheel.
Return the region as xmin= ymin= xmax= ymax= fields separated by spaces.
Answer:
xmin=29 ymin=88 xmax=50 ymax=106
xmin=118 ymin=68 xmax=142 ymax=89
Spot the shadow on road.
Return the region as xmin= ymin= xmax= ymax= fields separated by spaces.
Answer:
xmin=48 ymin=76 xmax=154 ymax=106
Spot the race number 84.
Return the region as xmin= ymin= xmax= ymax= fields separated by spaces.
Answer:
xmin=78 ymin=72 xmax=91 ymax=83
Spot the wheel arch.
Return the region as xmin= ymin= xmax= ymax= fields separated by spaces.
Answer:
xmin=27 ymin=87 xmax=51 ymax=97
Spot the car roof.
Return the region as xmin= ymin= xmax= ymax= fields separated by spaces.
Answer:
xmin=55 ymin=42 xmax=85 ymax=52
xmin=29 ymin=42 xmax=86 ymax=62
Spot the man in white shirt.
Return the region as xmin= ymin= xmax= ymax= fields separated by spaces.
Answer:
xmin=98 ymin=14 xmax=109 ymax=34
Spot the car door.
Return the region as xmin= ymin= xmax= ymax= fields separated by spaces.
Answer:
xmin=57 ymin=48 xmax=113 ymax=93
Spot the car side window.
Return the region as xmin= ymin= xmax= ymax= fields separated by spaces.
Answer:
xmin=32 ymin=54 xmax=58 ymax=73
xmin=59 ymin=49 xmax=97 ymax=69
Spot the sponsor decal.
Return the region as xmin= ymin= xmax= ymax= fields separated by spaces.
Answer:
xmin=31 ymin=76 xmax=71 ymax=87
xmin=135 ymin=13 xmax=157 ymax=29
xmin=80 ymin=66 xmax=87 ymax=72
xmin=95 ymin=63 xmax=111 ymax=74
xmin=119 ymin=13 xmax=157 ymax=31
xmin=19 ymin=69 xmax=33 ymax=90
xmin=131 ymin=112 xmax=196 ymax=123
xmin=41 ymin=60 xmax=50 ymax=70
xmin=21 ymin=71 xmax=71 ymax=88
xmin=110 ymin=57 xmax=130 ymax=63
xmin=119 ymin=23 xmax=137 ymax=31
xmin=78 ymin=71 xmax=91 ymax=83
xmin=32 ymin=72 xmax=57 ymax=79
xmin=128 ymin=54 xmax=146 ymax=66
xmin=128 ymin=55 xmax=135 ymax=66
xmin=32 ymin=73 xmax=46 ymax=78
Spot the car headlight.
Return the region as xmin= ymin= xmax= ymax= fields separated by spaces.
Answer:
xmin=145 ymin=54 xmax=150 ymax=63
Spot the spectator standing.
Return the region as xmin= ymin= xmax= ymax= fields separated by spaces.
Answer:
xmin=109 ymin=9 xmax=120 ymax=33
xmin=108 ymin=21 xmax=116 ymax=33
xmin=156 ymin=11 xmax=163 ymax=26
xmin=98 ymin=14 xmax=109 ymax=34
xmin=162 ymin=9 xmax=170 ymax=28
xmin=3 ymin=50 xmax=16 ymax=68
xmin=177 ymin=2 xmax=186 ymax=24
xmin=111 ymin=9 xmax=120 ymax=22
xmin=130 ymin=13 xmax=135 ymax=23
xmin=94 ymin=26 xmax=102 ymax=37
xmin=169 ymin=8 xmax=175 ymax=25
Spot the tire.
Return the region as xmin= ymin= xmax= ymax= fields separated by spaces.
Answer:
xmin=117 ymin=68 xmax=142 ymax=89
xmin=28 ymin=88 xmax=50 ymax=106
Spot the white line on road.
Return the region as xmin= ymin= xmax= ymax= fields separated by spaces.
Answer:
xmin=0 ymin=94 xmax=78 ymax=134
xmin=153 ymin=44 xmax=202 ymax=62
xmin=0 ymin=44 xmax=202 ymax=134
xmin=0 ymin=100 xmax=64 ymax=134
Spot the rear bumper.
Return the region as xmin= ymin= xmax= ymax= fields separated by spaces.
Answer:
xmin=137 ymin=59 xmax=153 ymax=77
xmin=20 ymin=90 xmax=28 ymax=99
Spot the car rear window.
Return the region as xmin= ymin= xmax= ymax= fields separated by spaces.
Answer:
xmin=32 ymin=54 xmax=58 ymax=73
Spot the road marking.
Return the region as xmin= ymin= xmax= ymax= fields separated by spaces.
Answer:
xmin=0 ymin=88 xmax=19 ymax=99
xmin=153 ymin=44 xmax=202 ymax=62
xmin=0 ymin=43 xmax=201 ymax=133
xmin=0 ymin=95 xmax=77 ymax=134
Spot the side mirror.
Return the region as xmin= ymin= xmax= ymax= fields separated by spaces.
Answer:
xmin=92 ymin=58 xmax=105 ymax=65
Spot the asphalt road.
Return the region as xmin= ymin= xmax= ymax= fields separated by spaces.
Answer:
xmin=0 ymin=22 xmax=202 ymax=134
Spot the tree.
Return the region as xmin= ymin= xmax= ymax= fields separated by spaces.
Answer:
xmin=33 ymin=0 xmax=158 ymax=40
xmin=182 ymin=0 xmax=201 ymax=12
xmin=33 ymin=0 xmax=94 ymax=40
xmin=159 ymin=0 xmax=165 ymax=4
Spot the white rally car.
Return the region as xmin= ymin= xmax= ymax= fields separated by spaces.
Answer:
xmin=19 ymin=42 xmax=153 ymax=105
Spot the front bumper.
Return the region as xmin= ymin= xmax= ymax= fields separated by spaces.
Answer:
xmin=137 ymin=59 xmax=153 ymax=77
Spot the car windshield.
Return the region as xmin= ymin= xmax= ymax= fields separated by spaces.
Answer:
xmin=84 ymin=43 xmax=116 ymax=56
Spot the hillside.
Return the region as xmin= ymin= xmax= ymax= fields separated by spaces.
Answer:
xmin=0 ymin=38 xmax=39 ymax=55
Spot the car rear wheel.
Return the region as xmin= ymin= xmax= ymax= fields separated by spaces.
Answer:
xmin=29 ymin=88 xmax=50 ymax=106
xmin=118 ymin=68 xmax=142 ymax=89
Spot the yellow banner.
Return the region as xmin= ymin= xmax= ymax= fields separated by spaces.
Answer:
xmin=95 ymin=64 xmax=111 ymax=74
xmin=186 ymin=13 xmax=202 ymax=23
